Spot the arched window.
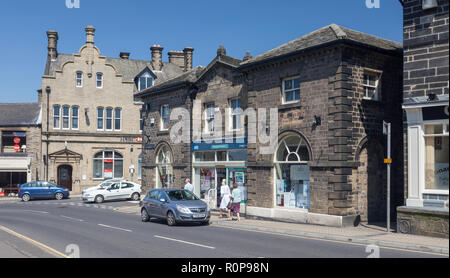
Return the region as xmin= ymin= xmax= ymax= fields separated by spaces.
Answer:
xmin=93 ymin=150 xmax=124 ymax=179
xmin=156 ymin=145 xmax=173 ymax=188
xmin=274 ymin=135 xmax=311 ymax=210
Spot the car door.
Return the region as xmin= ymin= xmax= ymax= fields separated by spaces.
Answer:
xmin=119 ymin=182 xmax=134 ymax=200
xmin=40 ymin=182 xmax=53 ymax=198
xmin=106 ymin=182 xmax=121 ymax=200
xmin=154 ymin=190 xmax=168 ymax=217
xmin=146 ymin=190 xmax=159 ymax=216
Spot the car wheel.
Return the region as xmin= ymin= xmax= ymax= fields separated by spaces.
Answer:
xmin=131 ymin=192 xmax=140 ymax=201
xmin=55 ymin=192 xmax=64 ymax=200
xmin=201 ymin=220 xmax=210 ymax=226
xmin=94 ymin=195 xmax=104 ymax=204
xmin=141 ymin=208 xmax=150 ymax=222
xmin=22 ymin=194 xmax=31 ymax=202
xmin=167 ymin=211 xmax=176 ymax=226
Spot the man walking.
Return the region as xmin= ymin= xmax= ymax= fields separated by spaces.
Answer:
xmin=184 ymin=178 xmax=194 ymax=193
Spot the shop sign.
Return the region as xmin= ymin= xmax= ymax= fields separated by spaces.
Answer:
xmin=14 ymin=145 xmax=21 ymax=152
xmin=192 ymin=137 xmax=247 ymax=151
xmin=104 ymin=169 xmax=113 ymax=178
xmin=14 ymin=137 xmax=21 ymax=144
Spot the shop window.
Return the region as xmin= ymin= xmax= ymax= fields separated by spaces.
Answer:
xmin=1 ymin=131 xmax=26 ymax=153
xmin=93 ymin=150 xmax=124 ymax=179
xmin=217 ymin=151 xmax=227 ymax=161
xmin=282 ymin=77 xmax=300 ymax=104
xmin=156 ymin=145 xmax=173 ymax=188
xmin=228 ymin=150 xmax=247 ymax=161
xmin=424 ymin=123 xmax=449 ymax=191
xmin=274 ymin=135 xmax=311 ymax=209
xmin=194 ymin=152 xmax=215 ymax=162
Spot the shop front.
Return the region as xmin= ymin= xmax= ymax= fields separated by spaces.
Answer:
xmin=274 ymin=134 xmax=311 ymax=211
xmin=0 ymin=154 xmax=31 ymax=196
xmin=404 ymin=103 xmax=449 ymax=207
xmin=192 ymin=138 xmax=247 ymax=208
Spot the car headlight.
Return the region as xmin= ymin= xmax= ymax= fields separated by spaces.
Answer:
xmin=176 ymin=205 xmax=192 ymax=214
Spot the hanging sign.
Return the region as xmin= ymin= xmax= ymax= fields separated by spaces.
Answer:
xmin=14 ymin=145 xmax=21 ymax=151
xmin=14 ymin=137 xmax=21 ymax=144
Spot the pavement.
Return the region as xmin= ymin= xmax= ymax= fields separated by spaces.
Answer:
xmin=115 ymin=204 xmax=450 ymax=256
xmin=0 ymin=197 xmax=447 ymax=258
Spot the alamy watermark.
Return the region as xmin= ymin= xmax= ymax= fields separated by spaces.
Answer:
xmin=66 ymin=0 xmax=80 ymax=9
xmin=365 ymin=0 xmax=380 ymax=9
xmin=65 ymin=244 xmax=80 ymax=258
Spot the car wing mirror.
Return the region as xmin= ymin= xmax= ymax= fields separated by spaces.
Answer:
xmin=160 ymin=198 xmax=166 ymax=203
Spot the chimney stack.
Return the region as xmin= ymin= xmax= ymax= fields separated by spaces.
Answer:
xmin=183 ymin=47 xmax=194 ymax=72
xmin=46 ymin=30 xmax=58 ymax=61
xmin=85 ymin=25 xmax=96 ymax=46
xmin=151 ymin=45 xmax=163 ymax=71
xmin=217 ymin=45 xmax=226 ymax=57
xmin=168 ymin=51 xmax=185 ymax=69
xmin=120 ymin=52 xmax=130 ymax=59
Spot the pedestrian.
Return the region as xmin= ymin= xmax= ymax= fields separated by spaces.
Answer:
xmin=219 ymin=180 xmax=231 ymax=219
xmin=184 ymin=178 xmax=194 ymax=193
xmin=230 ymin=183 xmax=242 ymax=221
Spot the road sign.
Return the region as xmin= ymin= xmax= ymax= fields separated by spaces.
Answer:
xmin=14 ymin=145 xmax=21 ymax=151
xmin=14 ymin=137 xmax=21 ymax=144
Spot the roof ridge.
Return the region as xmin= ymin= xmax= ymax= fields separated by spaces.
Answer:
xmin=329 ymin=24 xmax=347 ymax=39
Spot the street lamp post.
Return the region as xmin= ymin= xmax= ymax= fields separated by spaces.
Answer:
xmin=383 ymin=121 xmax=391 ymax=233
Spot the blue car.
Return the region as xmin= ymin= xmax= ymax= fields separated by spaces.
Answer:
xmin=18 ymin=181 xmax=70 ymax=202
xmin=140 ymin=189 xmax=210 ymax=226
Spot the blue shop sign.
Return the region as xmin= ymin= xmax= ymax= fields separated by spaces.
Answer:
xmin=192 ymin=137 xmax=247 ymax=151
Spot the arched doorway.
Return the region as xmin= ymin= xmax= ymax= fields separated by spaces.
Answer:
xmin=57 ymin=165 xmax=73 ymax=191
xmin=354 ymin=139 xmax=386 ymax=223
xmin=156 ymin=145 xmax=173 ymax=188
xmin=274 ymin=134 xmax=311 ymax=210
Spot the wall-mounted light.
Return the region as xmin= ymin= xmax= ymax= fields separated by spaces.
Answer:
xmin=45 ymin=86 xmax=51 ymax=94
xmin=423 ymin=0 xmax=438 ymax=10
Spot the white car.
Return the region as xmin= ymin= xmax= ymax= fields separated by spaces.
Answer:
xmin=82 ymin=179 xmax=142 ymax=203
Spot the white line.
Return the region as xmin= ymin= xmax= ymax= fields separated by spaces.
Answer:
xmin=98 ymin=224 xmax=132 ymax=232
xmin=154 ymin=235 xmax=216 ymax=250
xmin=60 ymin=215 xmax=85 ymax=222
xmin=22 ymin=210 xmax=49 ymax=214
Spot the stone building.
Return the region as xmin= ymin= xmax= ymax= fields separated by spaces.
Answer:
xmin=38 ymin=26 xmax=192 ymax=194
xmin=138 ymin=24 xmax=404 ymax=227
xmin=398 ymin=0 xmax=449 ymax=238
xmin=0 ymin=103 xmax=42 ymax=195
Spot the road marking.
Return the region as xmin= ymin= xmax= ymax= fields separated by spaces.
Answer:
xmin=212 ymin=224 xmax=448 ymax=257
xmin=60 ymin=215 xmax=85 ymax=222
xmin=98 ymin=224 xmax=132 ymax=232
xmin=0 ymin=225 xmax=69 ymax=258
xmin=154 ymin=235 xmax=216 ymax=250
xmin=22 ymin=210 xmax=49 ymax=214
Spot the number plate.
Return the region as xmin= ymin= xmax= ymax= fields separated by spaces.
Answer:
xmin=193 ymin=213 xmax=206 ymax=218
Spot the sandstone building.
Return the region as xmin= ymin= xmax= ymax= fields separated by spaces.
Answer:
xmin=38 ymin=26 xmax=193 ymax=194
xmin=138 ymin=24 xmax=404 ymax=226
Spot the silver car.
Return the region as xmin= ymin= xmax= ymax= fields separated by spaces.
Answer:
xmin=140 ymin=189 xmax=210 ymax=226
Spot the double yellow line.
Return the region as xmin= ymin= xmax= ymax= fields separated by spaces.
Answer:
xmin=0 ymin=225 xmax=69 ymax=258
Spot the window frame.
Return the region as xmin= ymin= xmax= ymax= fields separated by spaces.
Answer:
xmin=62 ymin=105 xmax=70 ymax=130
xmin=138 ymin=72 xmax=154 ymax=91
xmin=363 ymin=71 xmax=382 ymax=101
xmin=105 ymin=107 xmax=113 ymax=131
xmin=97 ymin=107 xmax=104 ymax=131
xmin=92 ymin=150 xmax=124 ymax=180
xmin=229 ymin=98 xmax=242 ymax=131
xmin=114 ymin=107 xmax=122 ymax=131
xmin=281 ymin=76 xmax=301 ymax=105
xmin=96 ymin=73 xmax=103 ymax=88
xmin=160 ymin=105 xmax=170 ymax=131
xmin=53 ymin=105 xmax=61 ymax=130
xmin=204 ymin=103 xmax=215 ymax=134
xmin=76 ymin=71 xmax=83 ymax=88
xmin=71 ymin=106 xmax=79 ymax=130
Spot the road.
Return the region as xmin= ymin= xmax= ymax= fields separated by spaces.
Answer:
xmin=0 ymin=198 xmax=445 ymax=258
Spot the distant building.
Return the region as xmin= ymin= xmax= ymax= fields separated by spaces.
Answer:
xmin=0 ymin=103 xmax=42 ymax=195
xmin=38 ymin=26 xmax=192 ymax=194
xmin=398 ymin=0 xmax=449 ymax=238
xmin=138 ymin=24 xmax=404 ymax=227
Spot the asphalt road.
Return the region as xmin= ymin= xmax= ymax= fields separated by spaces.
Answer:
xmin=0 ymin=199 xmax=445 ymax=258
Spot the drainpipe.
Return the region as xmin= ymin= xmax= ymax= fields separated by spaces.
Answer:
xmin=45 ymin=86 xmax=51 ymax=181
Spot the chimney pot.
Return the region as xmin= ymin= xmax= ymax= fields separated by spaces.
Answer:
xmin=85 ymin=25 xmax=96 ymax=45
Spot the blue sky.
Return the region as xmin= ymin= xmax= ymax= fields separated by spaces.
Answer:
xmin=0 ymin=0 xmax=403 ymax=103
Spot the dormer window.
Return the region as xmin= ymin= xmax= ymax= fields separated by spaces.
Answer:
xmin=96 ymin=73 xmax=103 ymax=88
xmin=138 ymin=72 xmax=153 ymax=91
xmin=76 ymin=72 xmax=83 ymax=87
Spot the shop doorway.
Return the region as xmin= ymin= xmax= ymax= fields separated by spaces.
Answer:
xmin=57 ymin=165 xmax=73 ymax=191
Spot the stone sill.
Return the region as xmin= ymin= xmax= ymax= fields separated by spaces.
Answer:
xmin=397 ymin=206 xmax=449 ymax=216
xmin=278 ymin=102 xmax=302 ymax=111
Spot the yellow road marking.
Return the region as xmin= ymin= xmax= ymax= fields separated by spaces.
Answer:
xmin=0 ymin=225 xmax=69 ymax=258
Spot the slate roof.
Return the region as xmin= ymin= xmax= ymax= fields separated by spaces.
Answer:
xmin=44 ymin=54 xmax=184 ymax=90
xmin=136 ymin=66 xmax=205 ymax=98
xmin=0 ymin=103 xmax=42 ymax=127
xmin=240 ymin=24 xmax=402 ymax=68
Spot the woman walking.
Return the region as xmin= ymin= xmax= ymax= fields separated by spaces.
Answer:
xmin=219 ymin=180 xmax=231 ymax=219
xmin=230 ymin=183 xmax=242 ymax=221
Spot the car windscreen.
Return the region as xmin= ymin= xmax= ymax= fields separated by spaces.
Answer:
xmin=166 ymin=190 xmax=199 ymax=201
